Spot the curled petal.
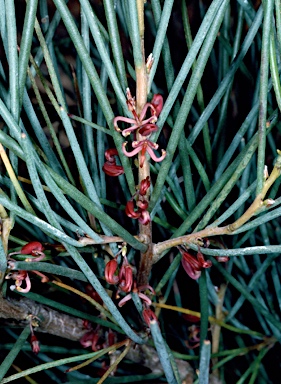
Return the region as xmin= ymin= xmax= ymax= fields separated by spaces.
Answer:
xmin=25 ymin=252 xmax=46 ymax=262
xmin=118 ymin=293 xmax=132 ymax=307
xmin=138 ymin=292 xmax=152 ymax=306
xmin=122 ymin=124 xmax=140 ymax=137
xmin=138 ymin=284 xmax=156 ymax=295
xmin=125 ymin=200 xmax=141 ymax=219
xmin=113 ymin=116 xmax=136 ymax=132
xmin=138 ymin=210 xmax=151 ymax=225
xmin=105 ymin=148 xmax=119 ymax=162
xmin=105 ymin=259 xmax=119 ymax=285
xmin=16 ymin=272 xmax=31 ymax=293
xmin=139 ymin=177 xmax=150 ymax=196
xmin=139 ymin=102 xmax=157 ymax=122
xmin=146 ymin=146 xmax=166 ymax=163
xmin=102 ymin=161 xmax=124 ymax=176
xmin=151 ymin=94 xmax=164 ymax=117
xmin=136 ymin=199 xmax=148 ymax=210
xmin=31 ymin=270 xmax=49 ymax=283
xmin=122 ymin=142 xmax=142 ymax=157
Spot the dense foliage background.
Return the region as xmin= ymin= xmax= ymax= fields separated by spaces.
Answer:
xmin=1 ymin=0 xmax=281 ymax=383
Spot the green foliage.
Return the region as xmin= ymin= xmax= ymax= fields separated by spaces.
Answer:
xmin=0 ymin=0 xmax=281 ymax=383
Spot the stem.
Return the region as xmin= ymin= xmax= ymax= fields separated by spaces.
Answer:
xmin=135 ymin=0 xmax=153 ymax=286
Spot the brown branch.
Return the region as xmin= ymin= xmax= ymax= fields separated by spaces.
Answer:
xmin=0 ymin=294 xmax=193 ymax=381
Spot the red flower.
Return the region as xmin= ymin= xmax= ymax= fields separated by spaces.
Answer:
xmin=102 ymin=148 xmax=124 ymax=176
xmin=6 ymin=270 xmax=32 ymax=293
xmin=21 ymin=241 xmax=44 ymax=255
xmin=139 ymin=177 xmax=150 ymax=196
xmin=113 ymin=90 xmax=159 ymax=137
xmin=9 ymin=241 xmax=46 ymax=262
xmin=30 ymin=334 xmax=40 ymax=354
xmin=104 ymin=148 xmax=119 ymax=162
xmin=178 ymin=247 xmax=212 ymax=280
xmin=125 ymin=199 xmax=151 ymax=225
xmin=151 ymin=94 xmax=163 ymax=117
xmin=104 ymin=259 xmax=119 ymax=285
xmin=122 ymin=139 xmax=166 ymax=168
xmin=102 ymin=161 xmax=124 ymax=176
xmin=118 ymin=256 xmax=133 ymax=293
xmin=138 ymin=123 xmax=158 ymax=137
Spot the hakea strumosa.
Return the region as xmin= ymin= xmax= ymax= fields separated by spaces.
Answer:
xmin=113 ymin=89 xmax=166 ymax=168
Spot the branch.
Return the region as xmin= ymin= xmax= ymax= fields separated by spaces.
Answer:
xmin=153 ymin=150 xmax=281 ymax=261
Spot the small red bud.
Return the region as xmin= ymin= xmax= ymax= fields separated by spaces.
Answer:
xmin=105 ymin=259 xmax=119 ymax=285
xmin=21 ymin=241 xmax=44 ymax=255
xmin=30 ymin=334 xmax=40 ymax=354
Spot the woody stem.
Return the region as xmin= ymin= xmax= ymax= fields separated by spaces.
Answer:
xmin=135 ymin=0 xmax=153 ymax=287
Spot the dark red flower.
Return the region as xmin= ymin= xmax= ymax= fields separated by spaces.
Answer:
xmin=151 ymin=94 xmax=163 ymax=117
xmin=80 ymin=329 xmax=101 ymax=351
xmin=9 ymin=241 xmax=46 ymax=262
xmin=102 ymin=161 xmax=124 ymax=176
xmin=139 ymin=177 xmax=150 ymax=196
xmin=138 ymin=123 xmax=158 ymax=137
xmin=102 ymin=148 xmax=124 ymax=176
xmin=104 ymin=259 xmax=119 ymax=285
xmin=125 ymin=200 xmax=142 ymax=219
xmin=178 ymin=247 xmax=212 ymax=280
xmin=118 ymin=257 xmax=133 ymax=293
xmin=30 ymin=334 xmax=40 ymax=354
xmin=21 ymin=241 xmax=44 ymax=255
xmin=104 ymin=148 xmax=118 ymax=162
xmin=125 ymin=199 xmax=151 ymax=225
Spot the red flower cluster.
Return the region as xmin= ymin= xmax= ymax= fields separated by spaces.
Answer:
xmin=178 ymin=246 xmax=212 ymax=280
xmin=104 ymin=246 xmax=155 ymax=311
xmin=114 ymin=90 xmax=166 ymax=168
xmin=125 ymin=177 xmax=151 ymax=225
xmin=102 ymin=148 xmax=124 ymax=176
xmin=6 ymin=241 xmax=49 ymax=293
xmin=105 ymin=254 xmax=133 ymax=294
